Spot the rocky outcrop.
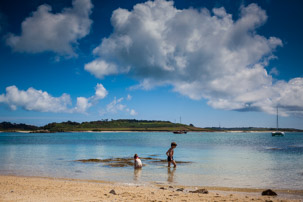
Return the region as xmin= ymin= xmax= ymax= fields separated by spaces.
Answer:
xmin=261 ymin=189 xmax=277 ymax=196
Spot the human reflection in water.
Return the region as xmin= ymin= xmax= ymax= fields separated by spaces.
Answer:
xmin=167 ymin=167 xmax=176 ymax=183
xmin=133 ymin=168 xmax=142 ymax=181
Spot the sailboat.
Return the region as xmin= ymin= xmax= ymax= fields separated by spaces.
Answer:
xmin=173 ymin=116 xmax=187 ymax=134
xmin=272 ymin=107 xmax=285 ymax=136
xmin=173 ymin=130 xmax=187 ymax=134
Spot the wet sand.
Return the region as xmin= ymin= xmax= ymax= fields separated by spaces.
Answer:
xmin=0 ymin=175 xmax=302 ymax=201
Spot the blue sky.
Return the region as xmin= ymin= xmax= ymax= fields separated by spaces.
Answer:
xmin=0 ymin=0 xmax=303 ymax=129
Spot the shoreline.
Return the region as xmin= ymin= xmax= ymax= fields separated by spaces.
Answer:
xmin=0 ymin=130 xmax=209 ymax=133
xmin=0 ymin=175 xmax=302 ymax=201
xmin=1 ymin=130 xmax=300 ymax=133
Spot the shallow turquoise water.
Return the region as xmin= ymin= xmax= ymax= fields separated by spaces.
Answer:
xmin=0 ymin=132 xmax=302 ymax=190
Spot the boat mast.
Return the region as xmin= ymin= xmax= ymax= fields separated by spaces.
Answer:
xmin=276 ymin=107 xmax=279 ymax=131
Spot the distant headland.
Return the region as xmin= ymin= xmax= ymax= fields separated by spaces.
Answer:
xmin=0 ymin=120 xmax=302 ymax=133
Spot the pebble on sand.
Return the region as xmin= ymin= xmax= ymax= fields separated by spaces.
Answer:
xmin=189 ymin=189 xmax=209 ymax=194
xmin=109 ymin=189 xmax=117 ymax=195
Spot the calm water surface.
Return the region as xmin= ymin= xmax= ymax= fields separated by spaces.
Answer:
xmin=0 ymin=132 xmax=302 ymax=190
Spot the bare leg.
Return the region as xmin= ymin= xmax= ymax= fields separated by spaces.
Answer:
xmin=168 ymin=161 xmax=171 ymax=167
xmin=172 ymin=160 xmax=176 ymax=168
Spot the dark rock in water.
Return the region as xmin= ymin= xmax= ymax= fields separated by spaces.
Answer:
xmin=176 ymin=188 xmax=184 ymax=192
xmin=267 ymin=147 xmax=282 ymax=150
xmin=142 ymin=157 xmax=154 ymax=160
xmin=148 ymin=159 xmax=192 ymax=164
xmin=76 ymin=159 xmax=104 ymax=163
xmin=261 ymin=189 xmax=277 ymax=196
xmin=76 ymin=156 xmax=192 ymax=168
xmin=288 ymin=145 xmax=303 ymax=148
xmin=109 ymin=189 xmax=116 ymax=195
xmin=76 ymin=158 xmax=134 ymax=167
xmin=190 ymin=189 xmax=208 ymax=194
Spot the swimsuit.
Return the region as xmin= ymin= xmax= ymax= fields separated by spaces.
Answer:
xmin=167 ymin=156 xmax=174 ymax=162
xmin=135 ymin=158 xmax=142 ymax=168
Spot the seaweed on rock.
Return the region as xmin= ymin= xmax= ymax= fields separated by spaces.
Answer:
xmin=76 ymin=156 xmax=191 ymax=167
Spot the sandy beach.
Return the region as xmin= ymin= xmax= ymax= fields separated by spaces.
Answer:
xmin=0 ymin=175 xmax=302 ymax=202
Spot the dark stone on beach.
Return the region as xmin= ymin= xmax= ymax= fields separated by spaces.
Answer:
xmin=109 ymin=189 xmax=116 ymax=195
xmin=160 ymin=187 xmax=166 ymax=190
xmin=261 ymin=189 xmax=277 ymax=196
xmin=176 ymin=188 xmax=184 ymax=192
xmin=169 ymin=186 xmax=174 ymax=188
xmin=190 ymin=189 xmax=208 ymax=194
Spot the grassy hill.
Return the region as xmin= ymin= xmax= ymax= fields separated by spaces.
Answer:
xmin=41 ymin=119 xmax=208 ymax=132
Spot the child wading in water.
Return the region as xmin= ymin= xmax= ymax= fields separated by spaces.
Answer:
xmin=134 ymin=154 xmax=142 ymax=169
xmin=166 ymin=142 xmax=177 ymax=168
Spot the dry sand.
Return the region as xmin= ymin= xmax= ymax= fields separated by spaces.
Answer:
xmin=0 ymin=175 xmax=302 ymax=202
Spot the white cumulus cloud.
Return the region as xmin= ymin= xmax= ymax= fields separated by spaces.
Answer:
xmin=73 ymin=83 xmax=108 ymax=113
xmin=94 ymin=83 xmax=108 ymax=99
xmin=86 ymin=0 xmax=303 ymax=116
xmin=74 ymin=97 xmax=91 ymax=113
xmin=104 ymin=96 xmax=138 ymax=116
xmin=0 ymin=86 xmax=72 ymax=112
xmin=0 ymin=83 xmax=107 ymax=114
xmin=85 ymin=60 xmax=119 ymax=79
xmin=6 ymin=0 xmax=93 ymax=57
xmin=126 ymin=94 xmax=132 ymax=100
xmin=129 ymin=109 xmax=138 ymax=116
xmin=106 ymin=97 xmax=126 ymax=114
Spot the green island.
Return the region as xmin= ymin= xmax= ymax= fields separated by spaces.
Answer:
xmin=0 ymin=119 xmax=207 ymax=133
xmin=0 ymin=119 xmax=302 ymax=133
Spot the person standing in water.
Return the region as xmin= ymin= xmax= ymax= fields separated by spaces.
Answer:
xmin=166 ymin=142 xmax=177 ymax=168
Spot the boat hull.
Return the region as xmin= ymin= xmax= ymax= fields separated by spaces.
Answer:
xmin=173 ymin=131 xmax=187 ymax=134
xmin=272 ymin=131 xmax=285 ymax=136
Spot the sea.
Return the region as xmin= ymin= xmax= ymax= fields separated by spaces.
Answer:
xmin=0 ymin=131 xmax=302 ymax=190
